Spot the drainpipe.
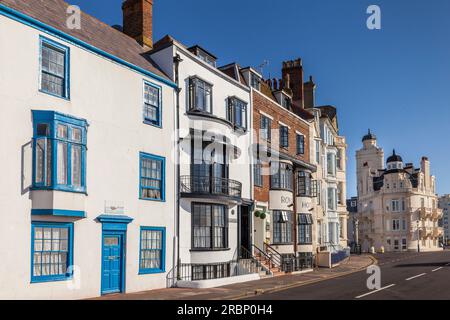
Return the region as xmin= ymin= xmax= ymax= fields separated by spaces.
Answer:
xmin=293 ymin=167 xmax=298 ymax=257
xmin=174 ymin=53 xmax=183 ymax=279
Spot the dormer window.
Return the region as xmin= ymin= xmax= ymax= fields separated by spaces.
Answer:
xmin=188 ymin=46 xmax=217 ymax=67
xmin=282 ymin=97 xmax=291 ymax=110
xmin=250 ymin=73 xmax=261 ymax=91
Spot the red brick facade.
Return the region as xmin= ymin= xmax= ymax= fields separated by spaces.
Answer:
xmin=253 ymin=90 xmax=311 ymax=203
xmin=122 ymin=0 xmax=154 ymax=48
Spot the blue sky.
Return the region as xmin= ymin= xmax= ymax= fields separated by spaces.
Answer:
xmin=71 ymin=0 xmax=450 ymax=196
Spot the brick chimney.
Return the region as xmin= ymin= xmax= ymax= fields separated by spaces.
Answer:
xmin=282 ymin=58 xmax=304 ymax=107
xmin=304 ymin=76 xmax=316 ymax=109
xmin=122 ymin=0 xmax=154 ymax=49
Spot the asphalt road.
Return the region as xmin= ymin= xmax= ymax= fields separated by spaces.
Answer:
xmin=243 ymin=250 xmax=450 ymax=300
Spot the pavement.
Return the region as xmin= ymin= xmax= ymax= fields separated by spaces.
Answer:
xmin=94 ymin=254 xmax=374 ymax=300
xmin=245 ymin=250 xmax=450 ymax=300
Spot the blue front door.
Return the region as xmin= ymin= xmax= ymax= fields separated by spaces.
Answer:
xmin=101 ymin=234 xmax=123 ymax=294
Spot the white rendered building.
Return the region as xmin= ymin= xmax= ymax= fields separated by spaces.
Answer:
xmin=438 ymin=195 xmax=450 ymax=245
xmin=0 ymin=0 xmax=177 ymax=299
xmin=355 ymin=131 xmax=443 ymax=252
xmin=149 ymin=36 xmax=257 ymax=287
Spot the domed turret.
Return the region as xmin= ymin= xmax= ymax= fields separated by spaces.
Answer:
xmin=362 ymin=129 xmax=376 ymax=142
xmin=387 ymin=150 xmax=403 ymax=170
xmin=387 ymin=150 xmax=403 ymax=163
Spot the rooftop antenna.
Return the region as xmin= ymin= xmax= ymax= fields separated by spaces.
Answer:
xmin=258 ymin=60 xmax=269 ymax=77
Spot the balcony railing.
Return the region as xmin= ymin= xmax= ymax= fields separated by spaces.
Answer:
xmin=180 ymin=176 xmax=242 ymax=199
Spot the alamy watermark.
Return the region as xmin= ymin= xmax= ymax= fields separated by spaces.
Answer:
xmin=367 ymin=5 xmax=381 ymax=30
xmin=66 ymin=5 xmax=81 ymax=30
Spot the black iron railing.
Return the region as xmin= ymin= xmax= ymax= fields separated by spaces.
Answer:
xmin=180 ymin=175 xmax=242 ymax=198
xmin=263 ymin=243 xmax=283 ymax=269
xmin=281 ymin=253 xmax=314 ymax=273
xmin=166 ymin=259 xmax=259 ymax=288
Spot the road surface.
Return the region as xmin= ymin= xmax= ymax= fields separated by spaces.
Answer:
xmin=243 ymin=250 xmax=450 ymax=300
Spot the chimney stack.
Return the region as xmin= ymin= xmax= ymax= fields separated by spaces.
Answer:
xmin=421 ymin=157 xmax=431 ymax=189
xmin=122 ymin=0 xmax=154 ymax=49
xmin=304 ymin=75 xmax=316 ymax=109
xmin=282 ymin=58 xmax=304 ymax=107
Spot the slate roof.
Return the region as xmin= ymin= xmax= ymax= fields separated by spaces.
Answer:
xmin=0 ymin=0 xmax=169 ymax=80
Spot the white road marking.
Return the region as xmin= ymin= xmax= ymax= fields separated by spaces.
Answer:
xmin=355 ymin=284 xmax=396 ymax=299
xmin=406 ymin=273 xmax=427 ymax=281
xmin=432 ymin=267 xmax=443 ymax=272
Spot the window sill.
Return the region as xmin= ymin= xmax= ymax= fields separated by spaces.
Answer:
xmin=143 ymin=120 xmax=162 ymax=129
xmin=31 ymin=275 xmax=73 ymax=284
xmin=271 ymin=243 xmax=294 ymax=246
xmin=270 ymin=187 xmax=294 ymax=193
xmin=190 ymin=248 xmax=231 ymax=252
xmin=298 ymin=243 xmax=313 ymax=246
xmin=139 ymin=269 xmax=165 ymax=275
xmin=31 ymin=187 xmax=88 ymax=195
xmin=139 ymin=197 xmax=166 ymax=203
xmin=39 ymin=89 xmax=70 ymax=101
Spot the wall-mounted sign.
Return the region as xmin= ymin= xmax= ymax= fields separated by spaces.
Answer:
xmin=269 ymin=190 xmax=294 ymax=211
xmin=105 ymin=201 xmax=125 ymax=215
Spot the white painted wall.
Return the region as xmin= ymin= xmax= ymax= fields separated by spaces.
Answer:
xmin=151 ymin=44 xmax=253 ymax=266
xmin=0 ymin=15 xmax=176 ymax=299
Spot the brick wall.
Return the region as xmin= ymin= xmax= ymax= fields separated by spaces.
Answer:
xmin=253 ymin=90 xmax=311 ymax=203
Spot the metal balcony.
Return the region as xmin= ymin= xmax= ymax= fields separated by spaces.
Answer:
xmin=180 ymin=176 xmax=242 ymax=200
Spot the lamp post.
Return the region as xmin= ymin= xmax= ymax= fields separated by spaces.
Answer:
xmin=417 ymin=220 xmax=421 ymax=253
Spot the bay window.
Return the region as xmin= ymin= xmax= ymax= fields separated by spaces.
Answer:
xmin=327 ymin=188 xmax=338 ymax=211
xmin=189 ymin=77 xmax=213 ymax=113
xmin=227 ymin=97 xmax=247 ymax=130
xmin=32 ymin=111 xmax=87 ymax=193
xmin=297 ymin=171 xmax=316 ymax=197
xmin=273 ymin=211 xmax=293 ymax=244
xmin=270 ymin=162 xmax=293 ymax=191
xmin=298 ymin=214 xmax=313 ymax=244
xmin=327 ymin=153 xmax=336 ymax=177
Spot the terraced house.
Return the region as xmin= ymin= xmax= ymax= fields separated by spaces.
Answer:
xmin=221 ymin=60 xmax=321 ymax=273
xmin=149 ymin=36 xmax=256 ymax=288
xmin=0 ymin=0 xmax=178 ymax=299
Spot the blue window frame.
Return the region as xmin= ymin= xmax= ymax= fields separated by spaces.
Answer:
xmin=39 ymin=36 xmax=70 ymax=99
xmin=296 ymin=134 xmax=305 ymax=155
xmin=143 ymin=81 xmax=162 ymax=127
xmin=139 ymin=227 xmax=166 ymax=274
xmin=31 ymin=222 xmax=74 ymax=283
xmin=32 ymin=111 xmax=87 ymax=193
xmin=139 ymin=152 xmax=165 ymax=201
xmin=280 ymin=125 xmax=289 ymax=148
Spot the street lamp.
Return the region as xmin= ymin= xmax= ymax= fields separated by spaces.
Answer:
xmin=417 ymin=220 xmax=421 ymax=253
